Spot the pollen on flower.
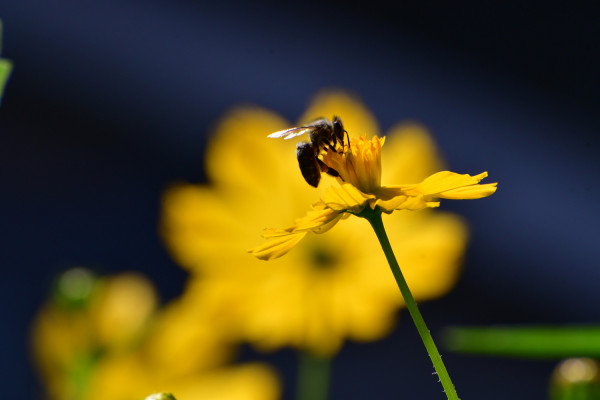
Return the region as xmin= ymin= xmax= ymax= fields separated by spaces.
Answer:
xmin=321 ymin=135 xmax=385 ymax=194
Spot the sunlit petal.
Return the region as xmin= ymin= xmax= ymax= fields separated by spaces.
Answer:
xmin=403 ymin=171 xmax=494 ymax=197
xmin=321 ymin=184 xmax=373 ymax=212
xmin=249 ymin=232 xmax=308 ymax=260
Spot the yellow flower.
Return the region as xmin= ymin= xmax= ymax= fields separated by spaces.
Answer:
xmin=161 ymin=90 xmax=477 ymax=356
xmin=85 ymin=284 xmax=280 ymax=400
xmin=85 ymin=354 xmax=279 ymax=400
xmin=31 ymin=269 xmax=280 ymax=400
xmin=31 ymin=270 xmax=159 ymax=400
xmin=250 ymin=134 xmax=496 ymax=261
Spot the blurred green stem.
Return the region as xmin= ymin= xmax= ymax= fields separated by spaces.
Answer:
xmin=444 ymin=326 xmax=600 ymax=358
xmin=296 ymin=352 xmax=331 ymax=400
xmin=360 ymin=206 xmax=459 ymax=400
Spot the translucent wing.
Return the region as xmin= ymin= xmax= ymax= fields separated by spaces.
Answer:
xmin=268 ymin=118 xmax=331 ymax=140
xmin=267 ymin=126 xmax=314 ymax=140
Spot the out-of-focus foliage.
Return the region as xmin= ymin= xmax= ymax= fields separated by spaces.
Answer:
xmin=443 ymin=325 xmax=600 ymax=358
xmin=444 ymin=326 xmax=600 ymax=399
xmin=161 ymin=90 xmax=471 ymax=356
xmin=31 ymin=268 xmax=280 ymax=400
xmin=0 ymin=20 xmax=13 ymax=102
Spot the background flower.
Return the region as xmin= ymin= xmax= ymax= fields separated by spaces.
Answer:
xmin=31 ymin=269 xmax=280 ymax=400
xmin=161 ymin=91 xmax=470 ymax=356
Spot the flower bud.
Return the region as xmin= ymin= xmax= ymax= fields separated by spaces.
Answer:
xmin=549 ymin=358 xmax=600 ymax=400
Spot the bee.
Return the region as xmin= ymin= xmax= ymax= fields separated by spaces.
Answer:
xmin=268 ymin=116 xmax=348 ymax=187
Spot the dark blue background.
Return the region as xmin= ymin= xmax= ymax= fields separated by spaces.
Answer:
xmin=2 ymin=1 xmax=599 ymax=399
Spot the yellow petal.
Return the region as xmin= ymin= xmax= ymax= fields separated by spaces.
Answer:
xmin=170 ymin=364 xmax=281 ymax=400
xmin=249 ymin=232 xmax=308 ymax=260
xmin=382 ymin=122 xmax=445 ymax=183
xmin=404 ymin=171 xmax=495 ymax=198
xmin=374 ymin=194 xmax=432 ymax=213
xmin=312 ymin=212 xmax=347 ymax=234
xmin=436 ymin=182 xmax=498 ymax=199
xmin=205 ymin=107 xmax=301 ymax=197
xmin=321 ymin=183 xmax=373 ymax=213
xmin=91 ymin=274 xmax=157 ymax=349
xmin=87 ymin=356 xmax=281 ymax=400
xmin=143 ymin=283 xmax=239 ymax=376
xmin=161 ymin=185 xmax=246 ymax=271
xmin=293 ymin=208 xmax=343 ymax=232
xmin=261 ymin=207 xmax=341 ymax=236
xmin=250 ymin=206 xmax=345 ymax=260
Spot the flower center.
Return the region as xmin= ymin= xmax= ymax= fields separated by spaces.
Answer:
xmin=320 ymin=136 xmax=384 ymax=194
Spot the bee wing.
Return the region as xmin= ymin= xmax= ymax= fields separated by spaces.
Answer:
xmin=267 ymin=126 xmax=313 ymax=140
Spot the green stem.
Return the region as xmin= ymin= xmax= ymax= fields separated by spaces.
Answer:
xmin=296 ymin=352 xmax=331 ymax=400
xmin=360 ymin=207 xmax=459 ymax=400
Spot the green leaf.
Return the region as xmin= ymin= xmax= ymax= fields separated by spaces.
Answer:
xmin=0 ymin=20 xmax=12 ymax=103
xmin=0 ymin=59 xmax=12 ymax=100
xmin=442 ymin=325 xmax=600 ymax=359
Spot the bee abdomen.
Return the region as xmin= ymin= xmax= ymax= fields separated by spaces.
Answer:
xmin=296 ymin=142 xmax=321 ymax=187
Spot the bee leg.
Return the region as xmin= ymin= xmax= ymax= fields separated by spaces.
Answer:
xmin=328 ymin=132 xmax=348 ymax=153
xmin=325 ymin=168 xmax=340 ymax=178
xmin=323 ymin=139 xmax=341 ymax=154
xmin=332 ymin=116 xmax=346 ymax=148
xmin=317 ymin=159 xmax=339 ymax=178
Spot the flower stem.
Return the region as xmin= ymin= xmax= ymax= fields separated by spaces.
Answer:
xmin=296 ymin=352 xmax=331 ymax=400
xmin=360 ymin=207 xmax=459 ymax=400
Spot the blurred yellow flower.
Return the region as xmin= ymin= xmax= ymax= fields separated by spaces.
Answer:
xmin=161 ymin=90 xmax=473 ymax=356
xmin=32 ymin=269 xmax=158 ymax=400
xmin=85 ymin=357 xmax=279 ymax=400
xmin=250 ymin=135 xmax=496 ymax=260
xmin=31 ymin=269 xmax=280 ymax=400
